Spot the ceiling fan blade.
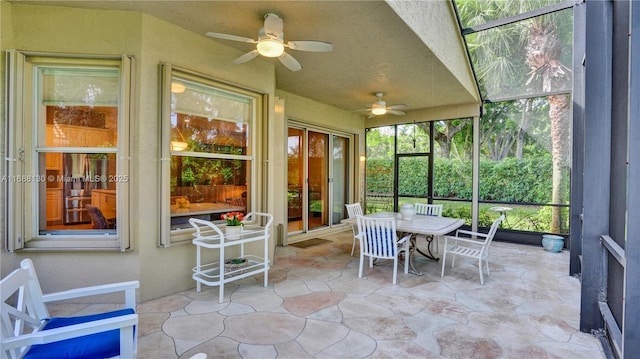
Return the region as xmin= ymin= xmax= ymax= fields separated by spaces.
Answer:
xmin=278 ymin=52 xmax=302 ymax=72
xmin=287 ymin=40 xmax=334 ymax=52
xmin=264 ymin=13 xmax=284 ymax=37
xmin=388 ymin=109 xmax=407 ymax=116
xmin=206 ymin=32 xmax=257 ymax=43
xmin=387 ymin=104 xmax=408 ymax=110
xmin=233 ymin=50 xmax=259 ymax=64
xmin=368 ymin=113 xmax=377 ymax=119
xmin=352 ymin=108 xmax=371 ymax=112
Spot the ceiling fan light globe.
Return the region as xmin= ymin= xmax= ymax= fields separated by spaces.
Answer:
xmin=257 ymin=39 xmax=285 ymax=57
xmin=371 ymin=102 xmax=387 ymax=115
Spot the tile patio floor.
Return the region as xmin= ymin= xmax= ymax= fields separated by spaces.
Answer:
xmin=68 ymin=231 xmax=608 ymax=358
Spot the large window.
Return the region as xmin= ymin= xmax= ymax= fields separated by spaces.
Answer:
xmin=159 ymin=64 xmax=260 ymax=246
xmin=5 ymin=51 xmax=132 ymax=251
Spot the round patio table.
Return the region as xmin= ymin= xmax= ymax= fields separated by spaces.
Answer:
xmin=489 ymin=206 xmax=512 ymax=227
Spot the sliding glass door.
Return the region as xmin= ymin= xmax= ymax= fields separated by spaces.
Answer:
xmin=332 ymin=135 xmax=349 ymax=225
xmin=287 ymin=125 xmax=351 ymax=234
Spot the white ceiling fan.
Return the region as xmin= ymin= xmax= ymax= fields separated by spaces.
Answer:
xmin=357 ymin=93 xmax=407 ymax=118
xmin=205 ymin=13 xmax=333 ymax=72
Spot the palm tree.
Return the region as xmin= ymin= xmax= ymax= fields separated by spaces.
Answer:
xmin=457 ymin=0 xmax=572 ymax=233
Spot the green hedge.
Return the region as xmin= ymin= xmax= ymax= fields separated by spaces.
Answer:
xmin=366 ymin=157 xmax=553 ymax=204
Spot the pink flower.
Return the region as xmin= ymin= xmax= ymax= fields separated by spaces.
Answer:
xmin=221 ymin=211 xmax=244 ymax=226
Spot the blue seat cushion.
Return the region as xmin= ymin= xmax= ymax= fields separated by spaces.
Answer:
xmin=23 ymin=308 xmax=135 ymax=359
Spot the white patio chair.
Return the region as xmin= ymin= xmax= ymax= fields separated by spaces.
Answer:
xmin=355 ymin=215 xmax=411 ymax=284
xmin=440 ymin=214 xmax=505 ymax=285
xmin=414 ymin=203 xmax=444 ymax=252
xmin=414 ymin=203 xmax=443 ymax=217
xmin=345 ymin=202 xmax=364 ymax=256
xmin=1 ymin=258 xmax=139 ymax=359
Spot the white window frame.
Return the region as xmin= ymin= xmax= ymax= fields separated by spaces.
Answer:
xmin=158 ymin=63 xmax=261 ymax=246
xmin=4 ymin=50 xmax=133 ymax=251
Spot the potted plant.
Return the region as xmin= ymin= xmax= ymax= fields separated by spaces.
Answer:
xmin=221 ymin=211 xmax=244 ymax=236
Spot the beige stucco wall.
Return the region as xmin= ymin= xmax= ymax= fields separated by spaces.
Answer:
xmin=386 ymin=0 xmax=480 ymax=103
xmin=0 ymin=2 xmax=366 ymax=301
xmin=135 ymin=13 xmax=275 ymax=301
xmin=0 ymin=4 xmax=145 ymax=295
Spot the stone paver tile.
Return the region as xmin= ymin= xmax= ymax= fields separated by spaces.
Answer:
xmin=218 ymin=302 xmax=255 ymax=316
xmin=405 ymin=312 xmax=457 ymax=354
xmin=344 ymin=316 xmax=416 ymax=340
xmin=138 ymin=294 xmax=193 ymax=313
xmin=138 ymin=331 xmax=177 ymax=359
xmin=295 ymin=318 xmax=349 ymax=355
xmin=231 ymin=289 xmax=283 ymax=311
xmin=435 ymin=325 xmax=503 ymax=359
xmin=305 ymin=305 xmax=344 ymax=323
xmin=286 ymin=267 xmax=343 ymax=282
xmin=273 ymin=341 xmax=315 ymax=359
xmin=138 ymin=311 xmax=169 ymax=337
xmin=274 ymin=279 xmax=312 ymax=298
xmin=367 ymin=288 xmax=427 ymax=316
xmin=222 ymin=312 xmax=305 ymax=345
xmin=506 ymin=341 xmax=605 ymax=359
xmin=314 ymin=330 xmax=376 ymax=359
xmin=163 ymin=312 xmax=225 ymax=342
xmin=304 ymin=279 xmax=331 ymax=292
xmin=282 ymin=291 xmax=345 ymax=316
xmin=422 ymin=298 xmax=470 ymax=323
xmin=179 ymin=336 xmax=240 ymax=359
xmin=338 ymin=297 xmax=394 ymax=318
xmin=238 ymin=343 xmax=277 ymax=359
xmin=466 ymin=311 xmax=549 ymax=347
xmin=371 ymin=339 xmax=443 ymax=359
xmin=327 ymin=276 xmax=382 ymax=295
xmin=183 ymin=299 xmax=227 ymax=315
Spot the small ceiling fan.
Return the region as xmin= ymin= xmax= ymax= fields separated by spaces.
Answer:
xmin=205 ymin=13 xmax=333 ymax=72
xmin=356 ymin=93 xmax=407 ymax=118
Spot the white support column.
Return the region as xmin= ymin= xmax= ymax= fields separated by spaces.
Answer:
xmin=471 ymin=114 xmax=480 ymax=233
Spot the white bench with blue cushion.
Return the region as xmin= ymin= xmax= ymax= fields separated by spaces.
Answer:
xmin=1 ymin=258 xmax=139 ymax=359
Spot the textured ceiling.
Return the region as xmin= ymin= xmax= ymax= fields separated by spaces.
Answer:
xmin=12 ymin=0 xmax=479 ymax=118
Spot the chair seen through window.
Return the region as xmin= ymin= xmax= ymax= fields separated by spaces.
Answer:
xmin=86 ymin=204 xmax=116 ymax=229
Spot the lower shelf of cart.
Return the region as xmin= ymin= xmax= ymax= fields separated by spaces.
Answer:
xmin=192 ymin=255 xmax=268 ymax=285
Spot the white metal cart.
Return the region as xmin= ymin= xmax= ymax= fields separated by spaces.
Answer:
xmin=189 ymin=212 xmax=273 ymax=303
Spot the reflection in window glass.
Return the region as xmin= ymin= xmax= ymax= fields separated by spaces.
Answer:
xmin=38 ymin=66 xmax=120 ymax=234
xmin=168 ymin=76 xmax=252 ymax=230
xmin=287 ymin=128 xmax=304 ymax=232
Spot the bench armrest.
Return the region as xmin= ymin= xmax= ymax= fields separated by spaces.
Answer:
xmin=42 ymin=281 xmax=139 ymax=308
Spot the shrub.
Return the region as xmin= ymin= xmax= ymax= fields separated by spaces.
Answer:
xmin=366 ymin=157 xmax=553 ymax=204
